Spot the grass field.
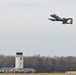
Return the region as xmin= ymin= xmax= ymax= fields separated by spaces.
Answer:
xmin=0 ymin=73 xmax=75 ymax=75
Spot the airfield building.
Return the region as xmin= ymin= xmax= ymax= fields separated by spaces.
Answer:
xmin=0 ymin=52 xmax=36 ymax=73
xmin=15 ymin=52 xmax=23 ymax=69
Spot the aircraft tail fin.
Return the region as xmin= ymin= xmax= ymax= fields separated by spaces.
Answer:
xmin=70 ymin=18 xmax=73 ymax=24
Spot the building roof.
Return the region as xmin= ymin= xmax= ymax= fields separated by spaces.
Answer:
xmin=0 ymin=67 xmax=36 ymax=72
xmin=12 ymin=68 xmax=36 ymax=72
xmin=0 ymin=67 xmax=13 ymax=72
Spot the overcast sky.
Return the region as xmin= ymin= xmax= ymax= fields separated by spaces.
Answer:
xmin=0 ymin=0 xmax=76 ymax=56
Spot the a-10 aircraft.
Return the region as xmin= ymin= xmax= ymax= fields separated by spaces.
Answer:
xmin=48 ymin=14 xmax=73 ymax=24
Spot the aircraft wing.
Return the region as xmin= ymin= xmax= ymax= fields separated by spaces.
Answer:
xmin=51 ymin=14 xmax=63 ymax=21
xmin=48 ymin=18 xmax=55 ymax=21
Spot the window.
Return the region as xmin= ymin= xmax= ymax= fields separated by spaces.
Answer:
xmin=20 ymin=58 xmax=22 ymax=60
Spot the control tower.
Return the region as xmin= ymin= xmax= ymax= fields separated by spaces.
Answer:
xmin=15 ymin=52 xmax=23 ymax=69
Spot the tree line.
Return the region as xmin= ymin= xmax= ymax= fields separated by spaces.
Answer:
xmin=0 ymin=55 xmax=76 ymax=72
